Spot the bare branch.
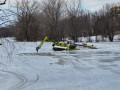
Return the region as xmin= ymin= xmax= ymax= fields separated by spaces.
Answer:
xmin=0 ymin=0 xmax=7 ymax=5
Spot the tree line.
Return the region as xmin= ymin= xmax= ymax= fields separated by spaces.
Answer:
xmin=1 ymin=0 xmax=120 ymax=42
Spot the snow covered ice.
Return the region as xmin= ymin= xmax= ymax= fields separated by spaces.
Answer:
xmin=0 ymin=38 xmax=120 ymax=90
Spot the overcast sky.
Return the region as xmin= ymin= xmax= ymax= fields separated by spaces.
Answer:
xmin=82 ymin=0 xmax=120 ymax=11
xmin=0 ymin=0 xmax=120 ymax=12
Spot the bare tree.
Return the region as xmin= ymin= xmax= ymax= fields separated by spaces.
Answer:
xmin=13 ymin=0 xmax=42 ymax=41
xmin=66 ymin=0 xmax=82 ymax=41
xmin=42 ymin=0 xmax=64 ymax=41
xmin=93 ymin=3 xmax=119 ymax=42
xmin=0 ymin=0 xmax=7 ymax=5
xmin=104 ymin=4 xmax=118 ymax=42
xmin=83 ymin=13 xmax=93 ymax=42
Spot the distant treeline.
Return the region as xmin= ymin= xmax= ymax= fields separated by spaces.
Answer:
xmin=1 ymin=0 xmax=120 ymax=42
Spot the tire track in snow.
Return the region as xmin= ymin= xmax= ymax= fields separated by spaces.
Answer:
xmin=17 ymin=74 xmax=39 ymax=90
xmin=0 ymin=70 xmax=25 ymax=90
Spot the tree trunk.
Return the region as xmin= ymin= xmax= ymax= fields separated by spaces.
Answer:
xmin=96 ymin=35 xmax=98 ymax=42
xmin=108 ymin=34 xmax=114 ymax=42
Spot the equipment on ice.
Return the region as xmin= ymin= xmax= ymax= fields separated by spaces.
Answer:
xmin=36 ymin=36 xmax=77 ymax=52
xmin=36 ymin=36 xmax=97 ymax=52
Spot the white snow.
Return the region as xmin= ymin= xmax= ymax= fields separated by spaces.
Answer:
xmin=78 ymin=35 xmax=120 ymax=42
xmin=0 ymin=37 xmax=120 ymax=90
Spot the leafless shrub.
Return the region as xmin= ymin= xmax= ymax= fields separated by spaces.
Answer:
xmin=42 ymin=0 xmax=65 ymax=41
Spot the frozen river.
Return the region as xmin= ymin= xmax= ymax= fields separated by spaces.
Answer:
xmin=0 ymin=39 xmax=120 ymax=90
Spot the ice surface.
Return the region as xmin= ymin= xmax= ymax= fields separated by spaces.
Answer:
xmin=0 ymin=38 xmax=120 ymax=90
xmin=0 ymin=70 xmax=24 ymax=90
